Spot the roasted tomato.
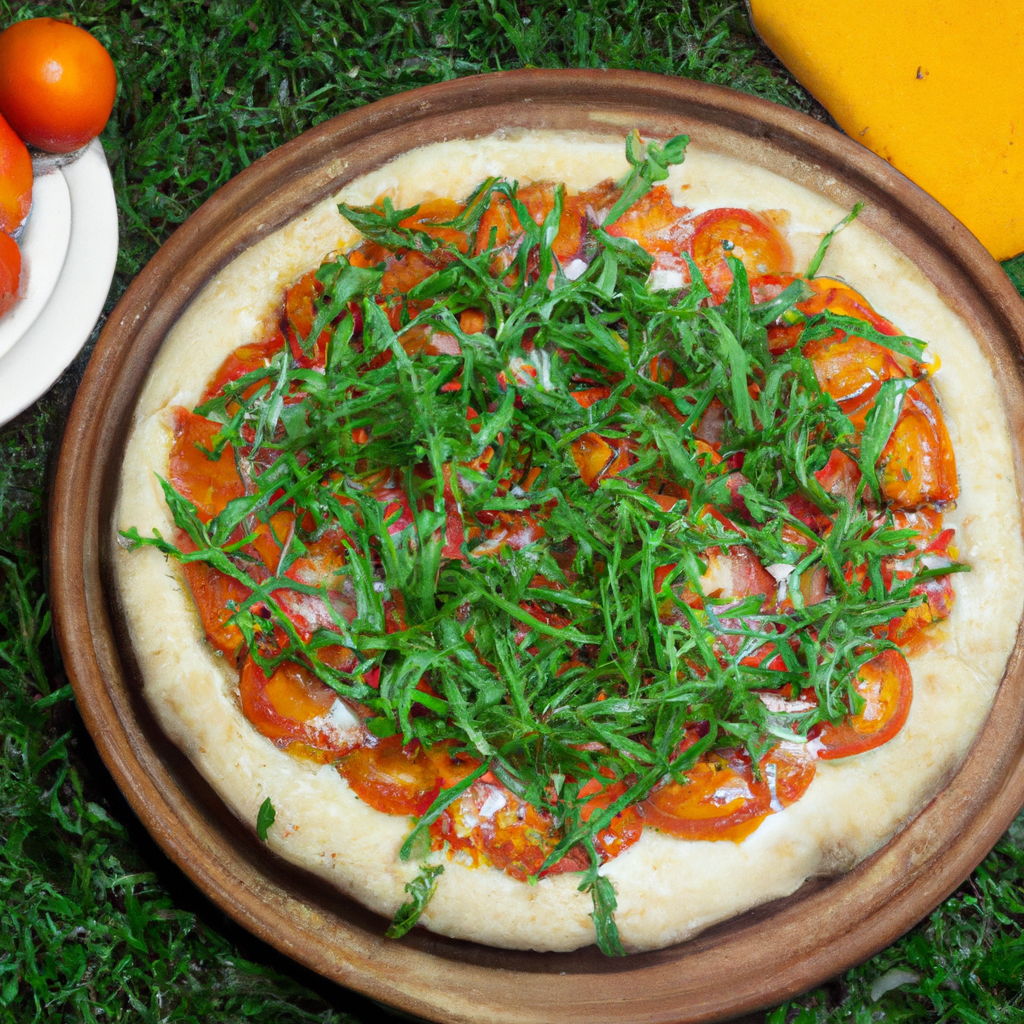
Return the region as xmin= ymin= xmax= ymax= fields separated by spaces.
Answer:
xmin=605 ymin=185 xmax=692 ymax=266
xmin=639 ymin=747 xmax=773 ymax=842
xmin=399 ymin=197 xmax=469 ymax=252
xmin=430 ymin=780 xmax=560 ymax=880
xmin=240 ymin=657 xmax=363 ymax=760
xmin=179 ymin=556 xmax=251 ymax=657
xmin=577 ymin=774 xmax=644 ymax=861
xmin=691 ymin=208 xmax=793 ymax=304
xmin=802 ymin=331 xmax=907 ymax=430
xmin=201 ymin=334 xmax=284 ymax=405
xmin=339 ymin=735 xmax=441 ymax=816
xmin=168 ymin=408 xmax=245 ymax=521
xmin=475 ymin=181 xmax=586 ymax=271
xmin=0 ymin=229 xmax=21 ymax=317
xmin=813 ymin=649 xmax=913 ymax=759
xmin=878 ymin=382 xmax=958 ymax=509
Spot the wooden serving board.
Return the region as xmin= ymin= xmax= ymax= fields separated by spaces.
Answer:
xmin=50 ymin=69 xmax=1024 ymax=1024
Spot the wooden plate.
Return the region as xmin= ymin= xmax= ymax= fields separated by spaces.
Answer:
xmin=51 ymin=69 xmax=1024 ymax=1024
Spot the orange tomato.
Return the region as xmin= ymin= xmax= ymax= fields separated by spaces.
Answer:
xmin=813 ymin=649 xmax=913 ymax=759
xmin=0 ymin=113 xmax=31 ymax=234
xmin=640 ymin=748 xmax=773 ymax=842
xmin=0 ymin=18 xmax=116 ymax=153
xmin=178 ymin=555 xmax=251 ymax=656
xmin=240 ymin=657 xmax=362 ymax=760
xmin=691 ymin=208 xmax=793 ymax=303
xmin=0 ymin=230 xmax=21 ymax=317
xmin=340 ymin=735 xmax=442 ymax=816
xmin=878 ymin=382 xmax=959 ymax=509
xmin=168 ymin=408 xmax=245 ymax=522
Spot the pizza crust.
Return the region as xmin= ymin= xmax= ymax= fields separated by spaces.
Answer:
xmin=114 ymin=131 xmax=1024 ymax=952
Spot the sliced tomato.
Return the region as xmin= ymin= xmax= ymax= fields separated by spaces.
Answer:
xmin=878 ymin=382 xmax=958 ymax=509
xmin=202 ymin=333 xmax=284 ymax=404
xmin=813 ymin=649 xmax=912 ymax=760
xmin=399 ymin=197 xmax=468 ymax=252
xmin=577 ymin=774 xmax=644 ymax=862
xmin=798 ymin=277 xmax=900 ymax=337
xmin=179 ymin=555 xmax=251 ymax=656
xmin=640 ymin=747 xmax=772 ymax=842
xmin=691 ymin=208 xmax=793 ymax=304
xmin=283 ymin=268 xmax=332 ymax=367
xmin=471 ymin=511 xmax=545 ymax=558
xmin=761 ymin=743 xmax=816 ymax=807
xmin=168 ymin=408 xmax=245 ymax=521
xmin=802 ymin=331 xmax=907 ymax=430
xmin=571 ymin=432 xmax=614 ymax=487
xmin=429 ymin=780 xmax=559 ymax=880
xmin=700 ymin=545 xmax=777 ymax=607
xmin=339 ymin=734 xmax=441 ymax=816
xmin=380 ymin=249 xmax=453 ymax=328
xmin=605 ymin=185 xmax=691 ymax=256
xmin=571 ymin=385 xmax=612 ymax=409
xmin=474 ymin=182 xmax=586 ymax=272
xmin=519 ymin=182 xmax=586 ymax=262
xmin=240 ymin=657 xmax=363 ymax=760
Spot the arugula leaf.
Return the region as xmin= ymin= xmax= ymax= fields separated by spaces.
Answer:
xmin=807 ymin=201 xmax=864 ymax=278
xmin=256 ymin=797 xmax=276 ymax=842
xmin=583 ymin=871 xmax=625 ymax=957
xmin=858 ymin=377 xmax=919 ymax=501
xmin=602 ymin=129 xmax=689 ymax=227
xmin=386 ymin=863 xmax=445 ymax=938
xmin=337 ymin=196 xmax=438 ymax=251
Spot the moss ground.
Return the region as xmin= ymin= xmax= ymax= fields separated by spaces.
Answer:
xmin=2 ymin=2 xmax=1023 ymax=1020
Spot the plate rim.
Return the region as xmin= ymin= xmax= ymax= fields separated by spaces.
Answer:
xmin=51 ymin=68 xmax=1024 ymax=1024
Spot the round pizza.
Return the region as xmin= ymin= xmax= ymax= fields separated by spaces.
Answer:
xmin=114 ymin=130 xmax=1024 ymax=954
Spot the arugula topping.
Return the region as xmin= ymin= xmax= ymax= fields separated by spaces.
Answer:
xmin=125 ymin=136 xmax=963 ymax=954
xmin=385 ymin=863 xmax=445 ymax=938
xmin=256 ymin=797 xmax=276 ymax=842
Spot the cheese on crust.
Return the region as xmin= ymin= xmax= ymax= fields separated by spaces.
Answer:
xmin=115 ymin=131 xmax=1024 ymax=952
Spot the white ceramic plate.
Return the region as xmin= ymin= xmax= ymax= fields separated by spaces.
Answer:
xmin=0 ymin=139 xmax=117 ymax=425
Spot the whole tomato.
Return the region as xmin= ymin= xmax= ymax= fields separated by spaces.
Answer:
xmin=0 ymin=18 xmax=116 ymax=153
xmin=0 ymin=230 xmax=21 ymax=317
xmin=0 ymin=112 xmax=31 ymax=234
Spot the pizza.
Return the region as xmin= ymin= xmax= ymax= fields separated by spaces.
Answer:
xmin=114 ymin=130 xmax=1024 ymax=954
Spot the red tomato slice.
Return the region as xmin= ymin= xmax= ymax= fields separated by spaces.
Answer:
xmin=691 ymin=208 xmax=793 ymax=304
xmin=430 ymin=780 xmax=559 ymax=880
xmin=399 ymin=197 xmax=469 ymax=252
xmin=168 ymin=408 xmax=245 ymax=521
xmin=577 ymin=775 xmax=644 ymax=861
xmin=179 ymin=555 xmax=251 ymax=657
xmin=240 ymin=657 xmax=363 ymax=760
xmin=878 ymin=382 xmax=959 ymax=509
xmin=604 ymin=185 xmax=691 ymax=255
xmin=802 ymin=331 xmax=907 ymax=430
xmin=571 ymin=432 xmax=615 ymax=487
xmin=639 ymin=748 xmax=772 ymax=842
xmin=813 ymin=649 xmax=913 ymax=760
xmin=201 ymin=333 xmax=284 ymax=404
xmin=339 ymin=735 xmax=442 ymax=817
xmin=762 ymin=743 xmax=817 ymax=807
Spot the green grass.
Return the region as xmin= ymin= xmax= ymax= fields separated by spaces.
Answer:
xmin=1 ymin=1 xmax=1023 ymax=1020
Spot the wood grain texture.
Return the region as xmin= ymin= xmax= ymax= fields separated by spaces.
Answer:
xmin=51 ymin=69 xmax=1024 ymax=1024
